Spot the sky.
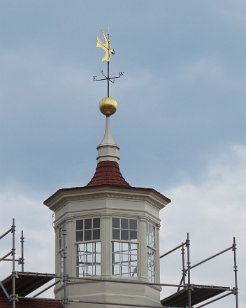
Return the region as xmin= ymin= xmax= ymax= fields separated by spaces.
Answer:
xmin=0 ymin=1 xmax=245 ymax=307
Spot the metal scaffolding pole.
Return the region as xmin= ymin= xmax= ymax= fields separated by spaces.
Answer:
xmin=33 ymin=280 xmax=61 ymax=298
xmin=160 ymin=242 xmax=185 ymax=259
xmin=0 ymin=227 xmax=12 ymax=240
xmin=181 ymin=243 xmax=186 ymax=287
xmin=195 ymin=291 xmax=234 ymax=308
xmin=20 ymin=230 xmax=24 ymax=272
xmin=11 ymin=218 xmax=16 ymax=308
xmin=186 ymin=233 xmax=192 ymax=308
xmin=177 ymin=243 xmax=186 ymax=292
xmin=233 ymin=237 xmax=239 ymax=308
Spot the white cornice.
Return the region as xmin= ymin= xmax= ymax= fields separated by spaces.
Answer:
xmin=44 ymin=186 xmax=170 ymax=213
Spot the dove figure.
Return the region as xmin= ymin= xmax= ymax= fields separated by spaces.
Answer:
xmin=96 ymin=32 xmax=115 ymax=62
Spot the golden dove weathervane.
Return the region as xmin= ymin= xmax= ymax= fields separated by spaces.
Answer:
xmin=96 ymin=31 xmax=115 ymax=62
xmin=93 ymin=32 xmax=124 ymax=99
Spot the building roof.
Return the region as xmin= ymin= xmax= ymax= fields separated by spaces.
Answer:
xmin=161 ymin=284 xmax=231 ymax=307
xmin=0 ymin=272 xmax=60 ymax=307
xmin=87 ymin=161 xmax=130 ymax=187
xmin=0 ymin=296 xmax=62 ymax=308
xmin=0 ymin=272 xmax=55 ymax=297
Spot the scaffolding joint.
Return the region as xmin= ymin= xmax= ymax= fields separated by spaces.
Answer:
xmin=10 ymin=294 xmax=19 ymax=302
xmin=232 ymin=287 xmax=238 ymax=295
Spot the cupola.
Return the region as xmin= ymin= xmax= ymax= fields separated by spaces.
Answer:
xmin=44 ymin=32 xmax=170 ymax=308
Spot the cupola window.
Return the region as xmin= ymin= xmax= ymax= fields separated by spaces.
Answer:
xmin=76 ymin=218 xmax=101 ymax=277
xmin=147 ymin=222 xmax=156 ymax=282
xmin=112 ymin=217 xmax=138 ymax=277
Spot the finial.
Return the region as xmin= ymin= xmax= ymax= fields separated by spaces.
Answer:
xmin=93 ymin=31 xmax=124 ymax=99
xmin=99 ymin=97 xmax=118 ymax=116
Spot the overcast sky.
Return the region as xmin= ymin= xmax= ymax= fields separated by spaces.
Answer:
xmin=0 ymin=1 xmax=245 ymax=307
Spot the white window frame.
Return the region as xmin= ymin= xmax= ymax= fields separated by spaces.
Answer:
xmin=75 ymin=218 xmax=101 ymax=277
xmin=112 ymin=217 xmax=138 ymax=278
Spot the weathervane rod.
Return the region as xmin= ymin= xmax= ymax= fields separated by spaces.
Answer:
xmin=107 ymin=60 xmax=110 ymax=96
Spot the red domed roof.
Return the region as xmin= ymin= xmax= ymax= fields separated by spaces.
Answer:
xmin=87 ymin=161 xmax=130 ymax=187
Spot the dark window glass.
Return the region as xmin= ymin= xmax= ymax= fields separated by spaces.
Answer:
xmin=93 ymin=229 xmax=100 ymax=240
xmin=121 ymin=218 xmax=128 ymax=229
xmin=76 ymin=218 xmax=101 ymax=242
xmin=76 ymin=231 xmax=83 ymax=242
xmin=85 ymin=230 xmax=91 ymax=241
xmin=121 ymin=230 xmax=128 ymax=240
xmin=112 ymin=218 xmax=120 ymax=228
xmin=93 ymin=218 xmax=100 ymax=228
xmin=113 ymin=229 xmax=120 ymax=240
xmin=130 ymin=219 xmax=137 ymax=230
xmin=130 ymin=230 xmax=137 ymax=240
xmin=85 ymin=219 xmax=92 ymax=229
xmin=76 ymin=220 xmax=83 ymax=230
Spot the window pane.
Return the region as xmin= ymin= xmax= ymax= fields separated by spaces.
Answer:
xmin=131 ymin=243 xmax=138 ymax=252
xmin=96 ymin=265 xmax=101 ymax=275
xmin=76 ymin=231 xmax=83 ymax=242
xmin=87 ymin=242 xmax=93 ymax=252
xmin=113 ymin=242 xmax=120 ymax=252
xmin=121 ymin=218 xmax=128 ymax=229
xmin=85 ymin=219 xmax=92 ymax=229
xmin=131 ymin=267 xmax=137 ymax=276
xmin=93 ymin=229 xmax=100 ymax=240
xmin=130 ymin=230 xmax=137 ymax=241
xmin=87 ymin=266 xmax=93 ymax=276
xmin=121 ymin=230 xmax=128 ymax=240
xmin=114 ymin=253 xmax=120 ymax=262
xmin=85 ymin=230 xmax=91 ymax=241
xmin=130 ymin=219 xmax=137 ymax=230
xmin=93 ymin=218 xmax=100 ymax=228
xmin=96 ymin=254 xmax=101 ymax=263
xmin=122 ymin=253 xmax=128 ymax=262
xmin=113 ymin=264 xmax=120 ymax=275
xmin=87 ymin=254 xmax=93 ymax=263
xmin=122 ymin=242 xmax=128 ymax=251
xmin=122 ymin=266 xmax=129 ymax=276
xmin=78 ymin=243 xmax=85 ymax=252
xmin=112 ymin=217 xmax=120 ymax=228
xmin=76 ymin=220 xmax=83 ymax=230
xmin=96 ymin=242 xmax=101 ymax=252
xmin=113 ymin=229 xmax=120 ymax=240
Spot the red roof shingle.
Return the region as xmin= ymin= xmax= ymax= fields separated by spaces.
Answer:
xmin=87 ymin=161 xmax=130 ymax=187
xmin=0 ymin=296 xmax=62 ymax=308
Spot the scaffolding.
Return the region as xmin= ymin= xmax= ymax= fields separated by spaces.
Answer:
xmin=58 ymin=231 xmax=239 ymax=307
xmin=0 ymin=219 xmax=24 ymax=308
xmin=0 ymin=220 xmax=239 ymax=308
xmin=0 ymin=219 xmax=58 ymax=308
xmin=160 ymin=233 xmax=239 ymax=308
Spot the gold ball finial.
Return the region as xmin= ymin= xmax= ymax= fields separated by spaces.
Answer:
xmin=99 ymin=97 xmax=118 ymax=116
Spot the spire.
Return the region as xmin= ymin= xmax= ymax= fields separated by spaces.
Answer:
xmin=87 ymin=32 xmax=129 ymax=187
xmin=97 ymin=114 xmax=119 ymax=163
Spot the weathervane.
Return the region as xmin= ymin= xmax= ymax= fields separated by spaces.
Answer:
xmin=93 ymin=32 xmax=124 ymax=97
